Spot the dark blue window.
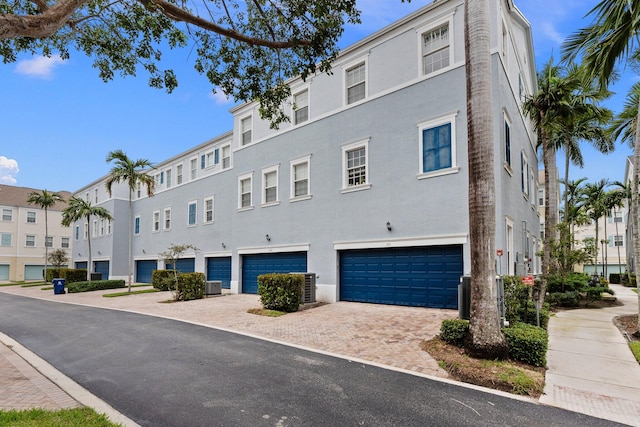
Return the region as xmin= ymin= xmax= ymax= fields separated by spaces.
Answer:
xmin=505 ymin=121 xmax=511 ymax=166
xmin=422 ymin=123 xmax=452 ymax=173
xmin=188 ymin=203 xmax=196 ymax=225
xmin=134 ymin=217 xmax=140 ymax=234
xmin=214 ymin=149 xmax=219 ymax=164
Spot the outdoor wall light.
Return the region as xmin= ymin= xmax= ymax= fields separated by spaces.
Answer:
xmin=97 ymin=251 xmax=101 ymax=255
xmin=386 ymin=221 xmax=392 ymax=231
xmin=78 ymin=253 xmax=81 ymax=256
xmin=142 ymin=249 xmax=146 ymax=254
xmin=221 ymin=243 xmax=226 ymax=249
xmin=266 ymin=234 xmax=271 ymax=241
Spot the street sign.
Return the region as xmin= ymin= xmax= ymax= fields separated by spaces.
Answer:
xmin=497 ymin=249 xmax=503 ymax=256
xmin=522 ymin=275 xmax=535 ymax=286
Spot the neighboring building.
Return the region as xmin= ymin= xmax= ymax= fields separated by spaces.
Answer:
xmin=0 ymin=185 xmax=72 ymax=281
xmin=71 ymin=0 xmax=540 ymax=308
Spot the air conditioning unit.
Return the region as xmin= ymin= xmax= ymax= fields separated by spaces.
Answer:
xmin=205 ymin=280 xmax=222 ymax=296
xmin=291 ymin=273 xmax=316 ymax=304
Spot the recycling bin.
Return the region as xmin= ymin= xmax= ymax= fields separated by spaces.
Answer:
xmin=52 ymin=278 xmax=66 ymax=295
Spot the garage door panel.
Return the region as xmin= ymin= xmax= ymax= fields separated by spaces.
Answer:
xmin=206 ymin=257 xmax=232 ymax=289
xmin=340 ymin=246 xmax=462 ymax=308
xmin=242 ymin=252 xmax=307 ymax=294
xmin=136 ymin=260 xmax=157 ymax=284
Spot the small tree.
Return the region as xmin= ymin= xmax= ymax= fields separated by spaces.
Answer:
xmin=159 ymin=243 xmax=199 ymax=301
xmin=48 ymin=249 xmax=70 ymax=268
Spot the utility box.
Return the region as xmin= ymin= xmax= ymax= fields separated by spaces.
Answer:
xmin=292 ymin=273 xmax=316 ymax=304
xmin=52 ymin=278 xmax=66 ymax=295
xmin=458 ymin=276 xmax=471 ymax=320
xmin=205 ymin=280 xmax=222 ymax=296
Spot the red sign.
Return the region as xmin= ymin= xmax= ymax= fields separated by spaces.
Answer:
xmin=496 ymin=249 xmax=504 ymax=256
xmin=522 ymin=275 xmax=535 ymax=286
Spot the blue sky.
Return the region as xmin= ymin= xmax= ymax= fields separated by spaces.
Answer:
xmin=0 ymin=0 xmax=634 ymax=192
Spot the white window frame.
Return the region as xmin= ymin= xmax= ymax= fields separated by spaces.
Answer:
xmin=205 ymin=151 xmax=215 ymax=168
xmin=25 ymin=234 xmax=35 ymax=247
xmin=166 ymin=168 xmax=172 ymax=188
xmin=2 ymin=208 xmax=12 ymax=221
xmin=134 ymin=215 xmax=141 ymax=236
xmin=344 ymin=58 xmax=367 ymax=105
xmin=1 ymin=233 xmax=12 ymax=247
xmin=188 ymin=201 xmax=197 ymax=226
xmin=221 ymin=145 xmax=231 ymax=169
xmin=26 ymin=211 xmax=36 ymax=223
xmin=190 ymin=158 xmax=198 ymax=180
xmin=290 ymin=155 xmax=311 ymax=201
xmin=262 ymin=165 xmax=280 ymax=206
xmin=204 ymin=196 xmax=214 ymax=223
xmin=238 ymin=173 xmax=253 ymax=211
xmin=176 ymin=164 xmax=183 ymax=185
xmin=521 ymin=151 xmax=529 ymax=198
xmin=153 ymin=211 xmax=160 ymax=233
xmin=417 ymin=111 xmax=459 ymax=179
xmin=163 ymin=207 xmax=172 ymax=231
xmin=92 ymin=219 xmax=98 ymax=237
xmin=107 ymin=220 xmax=112 ymax=235
xmin=99 ymin=219 xmax=105 ymax=236
xmin=503 ymin=112 xmax=512 ymax=173
xmin=341 ymin=139 xmax=371 ymax=192
xmin=614 ymin=235 xmax=624 ymax=247
xmin=506 ymin=217 xmax=515 ymax=275
xmin=45 ymin=236 xmax=53 ymax=248
xmin=94 ymin=188 xmax=99 ymax=203
xmin=417 ymin=15 xmax=454 ymax=78
xmin=61 ymin=237 xmax=70 ymax=248
xmin=241 ymin=115 xmax=253 ymax=146
xmin=75 ymin=225 xmax=80 ymax=241
xmin=83 ymin=223 xmax=88 ymax=240
xmin=293 ymin=87 xmax=309 ymax=125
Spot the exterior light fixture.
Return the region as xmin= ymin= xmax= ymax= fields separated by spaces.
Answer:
xmin=266 ymin=234 xmax=271 ymax=241
xmin=142 ymin=249 xmax=146 ymax=254
xmin=386 ymin=222 xmax=392 ymax=231
xmin=221 ymin=243 xmax=226 ymax=249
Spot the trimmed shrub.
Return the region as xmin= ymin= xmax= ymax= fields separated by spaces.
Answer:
xmin=174 ymin=272 xmax=205 ymax=301
xmin=152 ymin=270 xmax=176 ymax=291
xmin=546 ymin=291 xmax=581 ymax=307
xmin=621 ymin=273 xmax=636 ymax=288
xmin=46 ymin=268 xmax=87 ymax=284
xmin=67 ymin=280 xmax=126 ymax=293
xmin=503 ymin=276 xmax=530 ymax=326
xmin=546 ymin=272 xmax=588 ymax=293
xmin=503 ymin=322 xmax=548 ymax=367
xmin=584 ymin=285 xmax=614 ymax=304
xmin=439 ymin=319 xmax=469 ymax=347
xmin=258 ymin=273 xmax=303 ymax=313
xmin=517 ymin=306 xmax=549 ymax=329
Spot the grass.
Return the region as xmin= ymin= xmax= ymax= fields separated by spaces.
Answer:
xmin=103 ymin=289 xmax=159 ymax=298
xmin=247 ymin=308 xmax=287 ymax=317
xmin=21 ymin=282 xmax=47 ymax=288
xmin=630 ymin=342 xmax=640 ymax=363
xmin=0 ymin=407 xmax=122 ymax=426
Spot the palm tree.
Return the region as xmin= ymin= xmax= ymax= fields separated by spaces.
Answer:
xmin=582 ymin=179 xmax=610 ymax=275
xmin=561 ymin=177 xmax=589 ymax=248
xmin=61 ymin=196 xmax=113 ymax=280
xmin=562 ymin=0 xmax=640 ymax=335
xmin=463 ymin=0 xmax=507 ymax=358
xmin=27 ymin=190 xmax=65 ymax=283
xmin=105 ymin=150 xmax=155 ymax=292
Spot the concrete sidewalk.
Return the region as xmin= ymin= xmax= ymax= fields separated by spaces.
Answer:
xmin=1 ymin=282 xmax=639 ymax=426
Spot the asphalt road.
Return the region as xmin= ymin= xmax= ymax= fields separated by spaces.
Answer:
xmin=0 ymin=293 xmax=624 ymax=427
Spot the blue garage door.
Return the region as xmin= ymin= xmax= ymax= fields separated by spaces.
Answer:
xmin=242 ymin=252 xmax=307 ymax=294
xmin=166 ymin=258 xmax=195 ymax=273
xmin=93 ymin=261 xmax=109 ymax=279
xmin=136 ymin=260 xmax=157 ymax=284
xmin=206 ymin=257 xmax=232 ymax=289
xmin=340 ymin=245 xmax=463 ymax=308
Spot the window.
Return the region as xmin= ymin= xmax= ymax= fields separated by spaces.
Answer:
xmin=222 ymin=145 xmax=231 ymax=169
xmin=1 ymin=233 xmax=11 ymax=247
xmin=214 ymin=149 xmax=220 ymax=165
xmin=134 ymin=216 xmax=141 ymax=235
xmin=166 ymin=169 xmax=172 ymax=188
xmin=188 ymin=202 xmax=197 ymax=226
xmin=504 ymin=118 xmax=511 ymax=168
xmin=205 ymin=151 xmax=214 ymax=168
xmin=521 ymin=151 xmax=529 ymax=196
xmin=239 ymin=174 xmax=253 ymax=209
xmin=83 ymin=223 xmax=88 ymax=239
xmin=164 ymin=208 xmax=171 ymax=230
xmin=241 ymin=116 xmax=252 ymax=145
xmin=204 ymin=197 xmax=214 ymax=223
xmin=422 ymin=23 xmax=450 ymax=75
xmin=346 ymin=62 xmax=366 ymax=104
xmin=614 ymin=210 xmax=623 ymax=223
xmin=418 ymin=113 xmax=458 ymax=178
xmin=291 ymin=157 xmax=310 ymax=199
xmin=615 ymin=235 xmax=624 ymax=247
xmin=61 ymin=237 xmax=69 ymax=248
xmin=99 ymin=219 xmax=105 ymax=236
xmin=136 ymin=184 xmax=141 ymax=199
xmin=190 ymin=158 xmax=197 ymax=180
xmin=75 ymin=225 xmax=79 ymax=241
xmin=342 ymin=140 xmax=369 ymax=190
xmin=94 ymin=188 xmax=98 ymax=203
xmin=107 ymin=220 xmax=112 ymax=235
xmin=26 ymin=211 xmax=36 ymax=223
xmin=26 ymin=235 xmax=35 ymax=247
xmin=2 ymin=209 xmax=12 ymax=221
xmin=153 ymin=211 xmax=160 ymax=232
xmin=294 ymin=90 xmax=309 ymax=124
xmin=177 ymin=165 xmax=183 ymax=185
xmin=263 ymin=167 xmax=279 ymax=205
xmin=93 ymin=220 xmax=98 ymax=237
xmin=45 ymin=236 xmax=53 ymax=248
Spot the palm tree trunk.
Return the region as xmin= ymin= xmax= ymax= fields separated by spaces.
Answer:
xmin=541 ymin=125 xmax=556 ymax=303
xmin=86 ymin=215 xmax=92 ymax=281
xmin=464 ymin=0 xmax=506 ymax=358
xmin=44 ymin=206 xmax=49 ymax=283
xmin=633 ymin=100 xmax=640 ymax=335
xmin=128 ymin=192 xmax=133 ymax=292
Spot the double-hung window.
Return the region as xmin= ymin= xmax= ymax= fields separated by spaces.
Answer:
xmin=75 ymin=225 xmax=79 ymax=241
xmin=45 ymin=236 xmax=53 ymax=248
xmin=176 ymin=165 xmax=183 ymax=185
xmin=290 ymin=157 xmax=311 ymax=200
xmin=342 ymin=140 xmax=369 ymax=191
xmin=166 ymin=169 xmax=172 ymax=188
xmin=205 ymin=151 xmax=214 ymax=168
xmin=134 ymin=216 xmax=141 ymax=235
xmin=61 ymin=237 xmax=70 ymax=248
xmin=188 ymin=201 xmax=197 ymax=226
xmin=190 ymin=158 xmax=197 ymax=180
xmin=204 ymin=197 xmax=214 ymax=223
xmin=615 ymin=235 xmax=624 ymax=247
xmin=422 ymin=23 xmax=450 ymax=75
xmin=164 ymin=208 xmax=171 ymax=230
xmin=241 ymin=116 xmax=252 ymax=145
xmin=222 ymin=145 xmax=231 ymax=169
xmin=504 ymin=116 xmax=512 ymax=169
xmin=521 ymin=151 xmax=529 ymax=196
xmin=26 ymin=211 xmax=36 ymax=223
xmin=346 ymin=62 xmax=366 ymax=104
xmin=92 ymin=220 xmax=98 ymax=237
xmin=294 ymin=90 xmax=309 ymax=124
xmin=238 ymin=174 xmax=253 ymax=209
xmin=262 ymin=167 xmax=279 ymax=205
xmin=25 ymin=235 xmax=35 ymax=247
xmin=153 ymin=211 xmax=160 ymax=232
xmin=2 ymin=209 xmax=12 ymax=221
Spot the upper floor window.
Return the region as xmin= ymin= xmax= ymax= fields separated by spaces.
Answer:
xmin=166 ymin=169 xmax=172 ymax=188
xmin=504 ymin=117 xmax=512 ymax=169
xmin=342 ymin=140 xmax=369 ymax=191
xmin=418 ymin=113 xmax=458 ymax=177
xmin=94 ymin=188 xmax=98 ymax=203
xmin=346 ymin=62 xmax=366 ymax=104
xmin=1 ymin=233 xmax=11 ymax=247
xmin=153 ymin=211 xmax=160 ymax=232
xmin=26 ymin=211 xmax=36 ymax=223
xmin=75 ymin=225 xmax=79 ymax=241
xmin=164 ymin=208 xmax=171 ymax=230
xmin=521 ymin=151 xmax=530 ymax=196
xmin=190 ymin=158 xmax=197 ymax=180
xmin=291 ymin=157 xmax=310 ymax=200
xmin=25 ymin=235 xmax=35 ymax=247
xmin=241 ymin=116 xmax=252 ymax=146
xmin=134 ymin=216 xmax=141 ymax=235
xmin=45 ymin=236 xmax=53 ymax=248
xmin=615 ymin=235 xmax=624 ymax=247
xmin=422 ymin=23 xmax=450 ymax=75
xmin=2 ymin=209 xmax=12 ymax=221
xmin=188 ymin=201 xmax=197 ymax=226
xmin=238 ymin=174 xmax=253 ymax=209
xmin=204 ymin=197 xmax=214 ymax=223
xmin=222 ymin=145 xmax=231 ymax=169
xmin=61 ymin=237 xmax=70 ymax=248
xmin=93 ymin=220 xmax=98 ymax=237
xmin=99 ymin=219 xmax=105 ymax=236
xmin=262 ymin=167 xmax=279 ymax=205
xmin=176 ymin=164 xmax=183 ymax=185
xmin=107 ymin=220 xmax=112 ymax=235
xmin=83 ymin=223 xmax=88 ymax=240
xmin=294 ymin=90 xmax=309 ymax=124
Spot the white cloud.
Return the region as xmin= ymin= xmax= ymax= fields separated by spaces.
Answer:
xmin=15 ymin=55 xmax=66 ymax=79
xmin=0 ymin=156 xmax=19 ymax=184
xmin=208 ymin=90 xmax=231 ymax=105
xmin=540 ymin=22 xmax=566 ymax=47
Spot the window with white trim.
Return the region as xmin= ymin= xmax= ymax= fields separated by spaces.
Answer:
xmin=166 ymin=169 xmax=172 ymax=188
xmin=26 ymin=211 xmax=36 ymax=223
xmin=205 ymin=151 xmax=214 ymax=168
xmin=107 ymin=220 xmax=111 ymax=235
xmin=61 ymin=237 xmax=69 ymax=248
xmin=75 ymin=225 xmax=79 ymax=241
xmin=153 ymin=211 xmax=160 ymax=232
xmin=238 ymin=174 xmax=253 ymax=209
xmin=342 ymin=140 xmax=369 ymax=190
xmin=293 ymin=89 xmax=309 ymax=124
xmin=164 ymin=208 xmax=171 ymax=230
xmin=222 ymin=145 xmax=231 ymax=169
xmin=504 ymin=115 xmax=512 ymax=169
xmin=94 ymin=188 xmax=98 ymax=203
xmin=176 ymin=164 xmax=183 ymax=185
xmin=190 ymin=158 xmax=197 ymax=180
xmin=134 ymin=216 xmax=140 ymax=235
xmin=93 ymin=220 xmax=98 ymax=237
xmin=418 ymin=113 xmax=457 ymax=177
xmin=45 ymin=236 xmax=53 ymax=248
xmin=422 ymin=23 xmax=450 ymax=75
xmin=615 ymin=235 xmax=624 ymax=247
xmin=26 ymin=235 xmax=35 ymax=247
xmin=204 ymin=197 xmax=214 ymax=223
xmin=290 ymin=157 xmax=310 ymax=199
xmin=241 ymin=116 xmax=252 ymax=145
xmin=1 ymin=233 xmax=12 ymax=247
xmin=99 ymin=219 xmax=105 ymax=236
xmin=2 ymin=209 xmax=12 ymax=221
xmin=521 ymin=151 xmax=529 ymax=196
xmin=262 ymin=166 xmax=279 ymax=205
xmin=346 ymin=62 xmax=366 ymax=104
xmin=83 ymin=223 xmax=88 ymax=240
xmin=188 ymin=201 xmax=197 ymax=226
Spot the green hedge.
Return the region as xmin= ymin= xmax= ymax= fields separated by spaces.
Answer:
xmin=546 ymin=272 xmax=589 ymax=293
xmin=621 ymin=273 xmax=636 ymax=288
xmin=66 ymin=280 xmax=126 ymax=293
xmin=152 ymin=270 xmax=176 ymax=291
xmin=546 ymin=291 xmax=581 ymax=307
xmin=503 ymin=322 xmax=548 ymax=367
xmin=258 ymin=273 xmax=303 ymax=312
xmin=517 ymin=306 xmax=549 ymax=329
xmin=46 ymin=268 xmax=88 ymax=284
xmin=174 ymin=272 xmax=205 ymax=301
xmin=439 ymin=319 xmax=469 ymax=347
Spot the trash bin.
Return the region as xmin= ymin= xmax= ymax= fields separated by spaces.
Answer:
xmin=52 ymin=278 xmax=66 ymax=295
xmin=90 ymin=272 xmax=102 ymax=281
xmin=458 ymin=276 xmax=471 ymax=320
